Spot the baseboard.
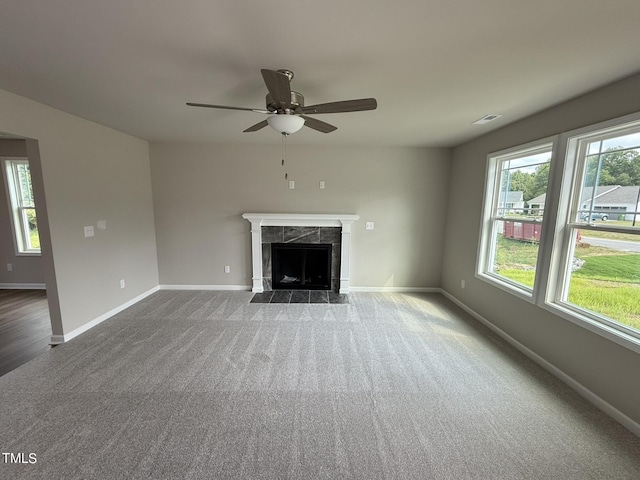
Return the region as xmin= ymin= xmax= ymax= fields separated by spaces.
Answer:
xmin=349 ymin=286 xmax=440 ymax=293
xmin=49 ymin=334 xmax=66 ymax=344
xmin=440 ymin=289 xmax=640 ymax=437
xmin=50 ymin=286 xmax=160 ymax=345
xmin=0 ymin=283 xmax=46 ymax=289
xmin=158 ymin=284 xmax=252 ymax=291
xmin=158 ymin=285 xmax=438 ymax=293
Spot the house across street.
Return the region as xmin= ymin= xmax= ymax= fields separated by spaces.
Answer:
xmin=528 ymin=185 xmax=640 ymax=221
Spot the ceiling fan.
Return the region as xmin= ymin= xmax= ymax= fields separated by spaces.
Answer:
xmin=187 ymin=69 xmax=377 ymax=135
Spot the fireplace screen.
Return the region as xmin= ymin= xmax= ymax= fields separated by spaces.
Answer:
xmin=271 ymin=243 xmax=332 ymax=290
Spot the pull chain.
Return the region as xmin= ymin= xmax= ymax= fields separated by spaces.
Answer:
xmin=281 ymin=133 xmax=288 ymax=180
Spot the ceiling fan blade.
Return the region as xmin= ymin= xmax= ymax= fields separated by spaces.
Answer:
xmin=301 ymin=98 xmax=377 ymax=114
xmin=301 ymin=115 xmax=337 ymax=133
xmin=186 ymin=102 xmax=269 ymax=114
xmin=261 ymin=69 xmax=291 ymax=110
xmin=243 ymin=120 xmax=269 ymax=132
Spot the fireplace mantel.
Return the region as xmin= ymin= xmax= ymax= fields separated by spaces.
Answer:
xmin=242 ymin=213 xmax=360 ymax=294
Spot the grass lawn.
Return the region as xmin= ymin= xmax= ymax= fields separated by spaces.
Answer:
xmin=30 ymin=229 xmax=40 ymax=249
xmin=568 ymin=278 xmax=640 ymax=331
xmin=497 ymin=269 xmax=535 ymax=288
xmin=572 ymin=255 xmax=640 ymax=283
xmin=494 ymin=236 xmax=539 ymax=269
xmin=494 ymin=236 xmax=640 ymax=331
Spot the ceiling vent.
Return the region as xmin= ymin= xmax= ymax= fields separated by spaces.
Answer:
xmin=473 ymin=114 xmax=502 ymax=125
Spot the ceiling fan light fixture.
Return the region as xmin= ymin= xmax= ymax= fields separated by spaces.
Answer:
xmin=267 ymin=114 xmax=305 ymax=135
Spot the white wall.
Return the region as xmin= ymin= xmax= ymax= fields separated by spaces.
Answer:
xmin=441 ymin=72 xmax=640 ymax=426
xmin=150 ymin=142 xmax=451 ymax=289
xmin=0 ymin=89 xmax=159 ymax=336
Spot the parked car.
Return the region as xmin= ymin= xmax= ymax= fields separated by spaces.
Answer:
xmin=580 ymin=212 xmax=609 ymax=221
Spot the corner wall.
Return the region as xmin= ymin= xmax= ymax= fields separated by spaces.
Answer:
xmin=0 ymin=88 xmax=159 ymax=337
xmin=150 ymin=143 xmax=451 ymax=290
xmin=441 ymin=72 xmax=640 ymax=425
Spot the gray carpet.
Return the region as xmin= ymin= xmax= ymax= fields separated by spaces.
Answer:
xmin=1 ymin=291 xmax=639 ymax=479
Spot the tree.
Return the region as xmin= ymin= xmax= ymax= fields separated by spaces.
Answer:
xmin=529 ymin=163 xmax=550 ymax=201
xmin=508 ymin=170 xmax=534 ymax=201
xmin=585 ymin=147 xmax=640 ymax=186
xmin=504 ymin=162 xmax=551 ymax=204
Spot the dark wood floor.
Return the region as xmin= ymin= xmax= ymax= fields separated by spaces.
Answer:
xmin=0 ymin=289 xmax=52 ymax=377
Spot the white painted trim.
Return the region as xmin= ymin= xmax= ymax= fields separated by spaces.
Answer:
xmin=440 ymin=289 xmax=640 ymax=437
xmin=242 ymin=213 xmax=360 ymax=227
xmin=248 ymin=222 xmax=264 ymax=293
xmin=350 ymin=286 xmax=440 ymax=293
xmin=158 ymin=284 xmax=252 ymax=291
xmin=0 ymin=283 xmax=46 ymax=289
xmin=49 ymin=334 xmax=66 ymax=344
xmin=242 ymin=213 xmax=360 ymax=294
xmin=50 ymin=286 xmax=159 ymax=345
xmin=476 ymin=137 xmax=556 ymax=302
xmin=539 ymin=300 xmax=640 ymax=355
xmin=339 ymin=225 xmax=353 ymax=294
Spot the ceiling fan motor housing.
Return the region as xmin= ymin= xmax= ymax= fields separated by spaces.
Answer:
xmin=266 ymin=91 xmax=305 ymax=113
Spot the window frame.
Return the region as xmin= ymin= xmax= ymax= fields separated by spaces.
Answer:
xmin=543 ymin=114 xmax=640 ymax=351
xmin=476 ymin=137 xmax=556 ymax=301
xmin=478 ymin=113 xmax=640 ymax=353
xmin=2 ymin=156 xmax=41 ymax=256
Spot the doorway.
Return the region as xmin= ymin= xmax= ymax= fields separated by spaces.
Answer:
xmin=0 ymin=133 xmax=54 ymax=375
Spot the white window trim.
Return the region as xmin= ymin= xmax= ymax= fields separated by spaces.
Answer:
xmin=478 ymin=113 xmax=640 ymax=353
xmin=2 ymin=156 xmax=41 ymax=256
xmin=476 ymin=137 xmax=557 ymax=302
xmin=542 ymin=112 xmax=640 ymax=353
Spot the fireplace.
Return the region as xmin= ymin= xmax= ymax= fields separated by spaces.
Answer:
xmin=272 ymin=243 xmax=332 ymax=290
xmin=242 ymin=213 xmax=360 ymax=294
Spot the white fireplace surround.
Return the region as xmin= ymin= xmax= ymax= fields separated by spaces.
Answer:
xmin=242 ymin=213 xmax=360 ymax=294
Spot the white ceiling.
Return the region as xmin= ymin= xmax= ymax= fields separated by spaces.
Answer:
xmin=1 ymin=1 xmax=640 ymax=147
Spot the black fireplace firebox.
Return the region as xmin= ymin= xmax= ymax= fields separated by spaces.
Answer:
xmin=271 ymin=243 xmax=332 ymax=290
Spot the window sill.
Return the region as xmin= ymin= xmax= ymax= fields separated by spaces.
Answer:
xmin=475 ymin=272 xmax=534 ymax=303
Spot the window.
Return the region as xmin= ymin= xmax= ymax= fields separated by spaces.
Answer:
xmin=2 ymin=157 xmax=41 ymax=255
xmin=477 ymin=114 xmax=640 ymax=350
xmin=477 ymin=140 xmax=554 ymax=296
xmin=550 ymin=119 xmax=640 ymax=338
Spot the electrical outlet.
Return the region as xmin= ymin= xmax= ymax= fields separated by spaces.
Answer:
xmin=84 ymin=225 xmax=94 ymax=237
xmin=120 ymin=279 xmax=125 ymax=289
xmin=224 ymin=266 xmax=230 ymax=273
xmin=365 ymin=222 xmax=374 ymax=230
xmin=319 ymin=181 xmax=325 ymax=189
xmin=289 ymin=180 xmax=295 ymax=189
xmin=461 ymin=279 xmax=466 ymax=289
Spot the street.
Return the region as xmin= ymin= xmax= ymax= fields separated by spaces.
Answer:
xmin=581 ymin=236 xmax=640 ymax=253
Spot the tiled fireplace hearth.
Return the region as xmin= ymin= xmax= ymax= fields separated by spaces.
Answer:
xmin=242 ymin=213 xmax=359 ymax=294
